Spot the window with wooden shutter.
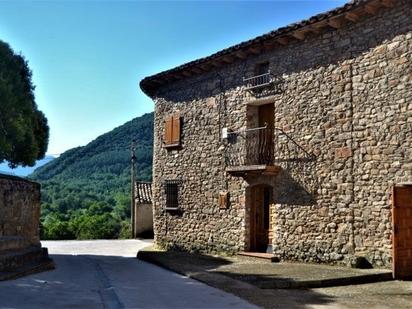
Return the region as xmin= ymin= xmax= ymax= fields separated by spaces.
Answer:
xmin=164 ymin=116 xmax=173 ymax=145
xmin=164 ymin=113 xmax=181 ymax=148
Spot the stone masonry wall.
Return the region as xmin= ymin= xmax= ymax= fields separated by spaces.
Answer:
xmin=151 ymin=0 xmax=411 ymax=267
xmin=0 ymin=174 xmax=41 ymax=246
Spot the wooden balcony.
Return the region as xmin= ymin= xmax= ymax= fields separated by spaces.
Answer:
xmin=226 ymin=165 xmax=281 ymax=177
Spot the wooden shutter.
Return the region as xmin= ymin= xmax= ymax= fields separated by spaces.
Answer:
xmin=164 ymin=116 xmax=173 ymax=145
xmin=171 ymin=114 xmax=181 ymax=145
xmin=164 ymin=113 xmax=181 ymax=147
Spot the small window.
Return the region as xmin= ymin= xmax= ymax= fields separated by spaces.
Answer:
xmin=164 ymin=180 xmax=181 ymax=210
xmin=255 ymin=62 xmax=269 ymax=76
xmin=218 ymin=191 xmax=229 ymax=209
xmin=164 ymin=113 xmax=181 ymax=148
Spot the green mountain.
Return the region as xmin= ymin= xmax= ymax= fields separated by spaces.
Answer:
xmin=30 ymin=112 xmax=153 ymax=240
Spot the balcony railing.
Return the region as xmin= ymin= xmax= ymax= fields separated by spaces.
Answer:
xmin=243 ymin=71 xmax=272 ymax=91
xmin=225 ymin=126 xmax=315 ymax=168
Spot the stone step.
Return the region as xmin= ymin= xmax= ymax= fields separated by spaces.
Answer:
xmin=0 ymin=236 xmax=30 ymax=252
xmin=0 ymin=258 xmax=54 ymax=281
xmin=0 ymin=246 xmax=48 ymax=272
xmin=237 ymin=251 xmax=280 ymax=262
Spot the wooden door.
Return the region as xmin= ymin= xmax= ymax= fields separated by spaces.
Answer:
xmin=392 ymin=184 xmax=412 ymax=279
xmin=250 ymin=185 xmax=272 ymax=252
xmin=257 ymin=104 xmax=274 ymax=165
xmin=258 ymin=103 xmax=274 ymax=128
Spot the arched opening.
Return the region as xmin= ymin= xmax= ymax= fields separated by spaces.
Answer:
xmin=249 ymin=184 xmax=273 ymax=253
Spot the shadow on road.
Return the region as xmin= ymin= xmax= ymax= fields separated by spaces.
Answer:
xmin=137 ymin=250 xmax=337 ymax=309
xmin=0 ymin=253 xmax=258 ymax=309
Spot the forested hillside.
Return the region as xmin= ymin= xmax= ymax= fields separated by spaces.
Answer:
xmin=30 ymin=112 xmax=153 ymax=240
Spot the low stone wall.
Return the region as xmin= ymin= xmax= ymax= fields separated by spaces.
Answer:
xmin=0 ymin=174 xmax=41 ymax=247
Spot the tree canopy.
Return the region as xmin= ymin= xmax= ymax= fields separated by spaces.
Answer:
xmin=0 ymin=40 xmax=49 ymax=167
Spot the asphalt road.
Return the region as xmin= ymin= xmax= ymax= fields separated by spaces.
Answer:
xmin=0 ymin=240 xmax=256 ymax=309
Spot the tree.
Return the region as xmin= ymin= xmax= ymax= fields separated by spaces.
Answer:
xmin=0 ymin=40 xmax=49 ymax=167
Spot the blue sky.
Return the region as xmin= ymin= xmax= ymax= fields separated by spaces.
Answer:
xmin=0 ymin=0 xmax=346 ymax=156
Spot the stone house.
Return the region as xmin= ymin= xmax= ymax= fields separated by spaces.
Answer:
xmin=140 ymin=0 xmax=411 ymax=272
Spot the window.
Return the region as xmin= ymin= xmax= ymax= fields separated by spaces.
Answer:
xmin=255 ymin=62 xmax=269 ymax=76
xmin=164 ymin=113 xmax=181 ymax=148
xmin=244 ymin=62 xmax=271 ymax=91
xmin=164 ymin=180 xmax=181 ymax=210
xmin=218 ymin=191 xmax=229 ymax=209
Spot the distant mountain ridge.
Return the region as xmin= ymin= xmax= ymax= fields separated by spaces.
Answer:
xmin=31 ymin=112 xmax=153 ymax=182
xmin=0 ymin=155 xmax=55 ymax=177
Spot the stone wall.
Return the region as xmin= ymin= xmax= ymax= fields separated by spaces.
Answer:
xmin=0 ymin=174 xmax=41 ymax=246
xmin=151 ymin=0 xmax=411 ymax=267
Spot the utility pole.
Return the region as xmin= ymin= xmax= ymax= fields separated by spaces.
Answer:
xmin=131 ymin=139 xmax=136 ymax=238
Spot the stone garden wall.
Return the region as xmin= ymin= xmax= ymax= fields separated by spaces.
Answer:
xmin=0 ymin=174 xmax=41 ymax=246
xmin=151 ymin=0 xmax=411 ymax=267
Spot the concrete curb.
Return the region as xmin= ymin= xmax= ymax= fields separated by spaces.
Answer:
xmin=257 ymin=272 xmax=393 ymax=289
xmin=137 ymin=250 xmax=393 ymax=290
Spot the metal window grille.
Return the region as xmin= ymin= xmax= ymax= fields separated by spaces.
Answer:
xmin=164 ymin=180 xmax=181 ymax=210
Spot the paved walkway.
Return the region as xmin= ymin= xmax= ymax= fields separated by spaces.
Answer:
xmin=0 ymin=240 xmax=256 ymax=309
xmin=138 ymin=248 xmax=412 ymax=308
xmin=138 ymin=248 xmax=392 ymax=289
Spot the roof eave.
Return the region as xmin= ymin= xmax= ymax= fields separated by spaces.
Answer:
xmin=140 ymin=0 xmax=396 ymax=98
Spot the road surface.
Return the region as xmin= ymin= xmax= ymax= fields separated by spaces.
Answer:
xmin=0 ymin=239 xmax=256 ymax=309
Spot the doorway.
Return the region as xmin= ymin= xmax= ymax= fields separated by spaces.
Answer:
xmin=245 ymin=103 xmax=275 ymax=165
xmin=249 ymin=184 xmax=272 ymax=252
xmin=258 ymin=103 xmax=274 ymax=128
xmin=392 ymin=184 xmax=412 ymax=279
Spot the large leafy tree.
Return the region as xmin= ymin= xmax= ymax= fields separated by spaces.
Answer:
xmin=0 ymin=40 xmax=49 ymax=167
